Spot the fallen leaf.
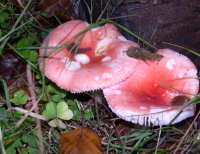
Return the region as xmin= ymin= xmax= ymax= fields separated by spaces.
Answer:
xmin=59 ymin=128 xmax=103 ymax=154
xmin=126 ymin=46 xmax=163 ymax=62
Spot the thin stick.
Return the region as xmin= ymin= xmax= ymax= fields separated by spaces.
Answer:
xmin=96 ymin=0 xmax=111 ymax=22
xmin=0 ymin=126 xmax=6 ymax=154
xmin=173 ymin=109 xmax=200 ymax=154
xmin=155 ymin=125 xmax=162 ymax=154
xmin=12 ymin=107 xmax=48 ymax=121
xmin=26 ymin=64 xmax=44 ymax=154
xmin=15 ymin=96 xmax=42 ymax=128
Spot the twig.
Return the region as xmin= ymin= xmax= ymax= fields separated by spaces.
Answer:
xmin=12 ymin=107 xmax=48 ymax=121
xmin=26 ymin=64 xmax=44 ymax=154
xmin=155 ymin=124 xmax=162 ymax=154
xmin=0 ymin=126 xmax=6 ymax=154
xmin=96 ymin=0 xmax=111 ymax=22
xmin=15 ymin=96 xmax=42 ymax=128
xmin=173 ymin=109 xmax=200 ymax=154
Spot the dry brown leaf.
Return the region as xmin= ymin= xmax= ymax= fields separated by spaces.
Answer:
xmin=59 ymin=128 xmax=103 ymax=154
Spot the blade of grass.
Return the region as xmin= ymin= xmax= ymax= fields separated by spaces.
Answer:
xmin=7 ymin=43 xmax=37 ymax=69
xmin=96 ymin=0 xmax=111 ymax=22
xmin=163 ymin=42 xmax=200 ymax=57
xmin=107 ymin=20 xmax=157 ymax=49
xmin=155 ymin=124 xmax=162 ymax=154
xmin=0 ymin=126 xmax=6 ymax=154
xmin=173 ymin=108 xmax=200 ymax=154
xmin=169 ymin=94 xmax=200 ymax=125
xmin=0 ymin=19 xmax=33 ymax=43
xmin=0 ymin=77 xmax=11 ymax=110
xmin=0 ymin=0 xmax=32 ymax=55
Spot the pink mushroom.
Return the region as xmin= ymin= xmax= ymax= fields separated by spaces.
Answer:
xmin=103 ymin=49 xmax=199 ymax=126
xmin=39 ymin=20 xmax=139 ymax=92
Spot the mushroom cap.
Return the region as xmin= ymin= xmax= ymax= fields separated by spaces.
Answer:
xmin=39 ymin=20 xmax=139 ymax=92
xmin=103 ymin=49 xmax=199 ymax=126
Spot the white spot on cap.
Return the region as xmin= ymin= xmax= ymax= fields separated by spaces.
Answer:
xmin=179 ymin=73 xmax=183 ymax=78
xmin=166 ymin=59 xmax=176 ymax=70
xmin=94 ymin=76 xmax=99 ymax=81
xmin=101 ymin=56 xmax=111 ymax=62
xmin=65 ymin=61 xmax=81 ymax=71
xmin=60 ymin=57 xmax=68 ymax=63
xmin=74 ymin=54 xmax=90 ymax=64
xmin=102 ymin=73 xmax=112 ymax=79
xmin=118 ymin=36 xmax=128 ymax=42
xmin=91 ymin=26 xmax=101 ymax=31
xmin=107 ymin=61 xmax=121 ymax=72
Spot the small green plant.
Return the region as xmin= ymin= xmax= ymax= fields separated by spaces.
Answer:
xmin=42 ymin=101 xmax=73 ymax=129
xmin=11 ymin=90 xmax=29 ymax=105
xmin=15 ymin=34 xmax=38 ymax=64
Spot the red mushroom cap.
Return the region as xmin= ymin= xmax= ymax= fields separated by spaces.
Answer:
xmin=103 ymin=49 xmax=199 ymax=126
xmin=39 ymin=20 xmax=139 ymax=92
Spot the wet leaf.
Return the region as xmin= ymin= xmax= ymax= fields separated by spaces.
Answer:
xmin=126 ymin=46 xmax=163 ymax=61
xmin=59 ymin=128 xmax=103 ymax=154
xmin=170 ymin=95 xmax=190 ymax=106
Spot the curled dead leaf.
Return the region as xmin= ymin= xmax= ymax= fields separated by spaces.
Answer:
xmin=59 ymin=128 xmax=103 ymax=154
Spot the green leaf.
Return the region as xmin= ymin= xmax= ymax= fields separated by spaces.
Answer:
xmin=52 ymin=94 xmax=65 ymax=102
xmin=57 ymin=101 xmax=73 ymax=120
xmin=16 ymin=35 xmax=35 ymax=48
xmin=84 ymin=108 xmax=94 ymax=120
xmin=67 ymin=100 xmax=81 ymax=120
xmin=22 ymin=135 xmax=37 ymax=147
xmin=47 ymin=85 xmax=57 ymax=94
xmin=15 ymin=35 xmax=38 ymax=63
xmin=6 ymin=138 xmax=22 ymax=154
xmin=12 ymin=90 xmax=29 ymax=105
xmin=48 ymin=119 xmax=66 ymax=129
xmin=0 ymin=12 xmax=9 ymax=23
xmin=42 ymin=101 xmax=56 ymax=119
